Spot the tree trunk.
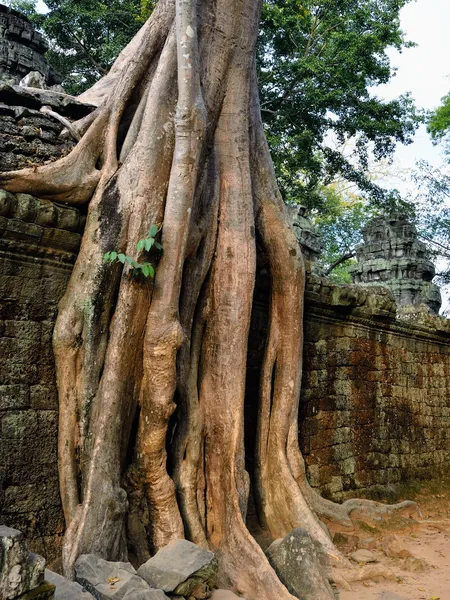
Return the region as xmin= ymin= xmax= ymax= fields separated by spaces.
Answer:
xmin=0 ymin=0 xmax=418 ymax=597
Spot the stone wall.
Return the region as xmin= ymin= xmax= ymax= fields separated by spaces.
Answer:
xmin=299 ymin=276 xmax=450 ymax=501
xmin=0 ymin=85 xmax=93 ymax=172
xmin=0 ymin=190 xmax=83 ymax=564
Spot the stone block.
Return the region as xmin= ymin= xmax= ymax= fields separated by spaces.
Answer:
xmin=45 ymin=569 xmax=94 ymax=600
xmin=122 ymin=591 xmax=169 ymax=600
xmin=0 ymin=526 xmax=46 ymax=599
xmin=137 ymin=540 xmax=217 ymax=597
xmin=265 ymin=528 xmax=335 ymax=600
xmin=0 ymin=385 xmax=30 ymax=410
xmin=30 ymin=386 xmax=58 ymax=410
xmin=2 ymin=410 xmax=38 ymax=438
xmin=75 ymin=554 xmax=152 ymax=600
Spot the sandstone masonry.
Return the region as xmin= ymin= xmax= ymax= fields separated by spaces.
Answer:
xmin=0 ymin=190 xmax=84 ymax=564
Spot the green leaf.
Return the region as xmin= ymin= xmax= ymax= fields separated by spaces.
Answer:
xmin=124 ymin=255 xmax=134 ymax=264
xmin=144 ymin=238 xmax=154 ymax=252
xmin=110 ymin=251 xmax=118 ymax=262
xmin=103 ymin=252 xmax=111 ymax=263
xmin=154 ymin=242 xmax=162 ymax=251
xmin=117 ymin=253 xmax=126 ymax=264
xmin=142 ymin=263 xmax=155 ymax=278
xmin=149 ymin=225 xmax=158 ymax=237
xmin=137 ymin=239 xmax=145 ymax=253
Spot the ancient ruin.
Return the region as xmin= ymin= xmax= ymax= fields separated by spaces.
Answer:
xmin=350 ymin=216 xmax=442 ymax=315
xmin=0 ymin=3 xmax=449 ymax=600
xmin=0 ymin=4 xmax=59 ymax=86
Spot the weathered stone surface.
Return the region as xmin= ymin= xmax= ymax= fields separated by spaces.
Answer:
xmin=0 ymin=84 xmax=94 ymax=118
xmin=287 ymin=204 xmax=322 ymax=265
xmin=350 ymin=216 xmax=442 ymax=314
xmin=122 ymin=590 xmax=170 ymax=600
xmin=0 ymin=5 xmax=59 ymax=86
xmin=350 ymin=549 xmax=379 ymax=563
xmin=381 ymin=536 xmax=412 ymax=559
xmin=45 ymin=569 xmax=94 ymax=600
xmin=137 ymin=540 xmax=217 ymax=597
xmin=0 ymin=526 xmax=46 ymax=599
xmin=265 ymin=528 xmax=336 ymax=600
xmin=75 ymin=554 xmax=153 ymax=600
xmin=0 ymin=189 xmax=83 ymax=560
xmin=296 ymin=276 xmax=450 ymax=501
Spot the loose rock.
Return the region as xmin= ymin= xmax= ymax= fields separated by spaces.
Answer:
xmin=265 ymin=528 xmax=336 ymax=600
xmin=381 ymin=535 xmax=412 ymax=559
xmin=137 ymin=540 xmax=217 ymax=598
xmin=46 ymin=568 xmax=94 ymax=599
xmin=75 ymin=554 xmax=153 ymax=600
xmin=350 ymin=549 xmax=379 ymax=563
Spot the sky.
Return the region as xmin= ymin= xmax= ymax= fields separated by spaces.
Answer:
xmin=375 ymin=0 xmax=450 ymax=187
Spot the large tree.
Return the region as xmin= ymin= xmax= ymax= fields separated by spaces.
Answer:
xmin=0 ymin=1 xmax=416 ymax=597
xmin=9 ymin=0 xmax=420 ymax=205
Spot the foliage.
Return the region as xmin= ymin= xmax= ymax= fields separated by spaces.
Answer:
xmin=410 ymin=161 xmax=450 ymax=286
xmin=103 ymin=224 xmax=162 ymax=279
xmin=7 ymin=0 xmax=156 ymax=95
xmin=427 ymin=93 xmax=450 ymax=154
xmin=8 ymin=0 xmax=421 ymax=208
xmin=312 ymin=185 xmax=372 ymax=282
xmin=3 ymin=0 xmax=37 ymax=16
xmin=258 ymin=0 xmax=421 ymax=209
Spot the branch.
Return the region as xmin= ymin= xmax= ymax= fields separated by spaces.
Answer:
xmin=324 ymin=251 xmax=356 ymax=276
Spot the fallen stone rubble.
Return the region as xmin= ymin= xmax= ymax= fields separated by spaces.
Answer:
xmin=0 ymin=528 xmax=246 ymax=600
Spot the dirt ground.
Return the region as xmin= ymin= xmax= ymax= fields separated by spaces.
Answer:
xmin=338 ymin=484 xmax=450 ymax=600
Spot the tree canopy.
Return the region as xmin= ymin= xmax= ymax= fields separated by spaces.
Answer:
xmin=8 ymin=0 xmax=421 ymax=211
xmin=428 ymin=92 xmax=450 ymax=153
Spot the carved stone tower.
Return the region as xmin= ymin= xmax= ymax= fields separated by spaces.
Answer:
xmin=350 ymin=216 xmax=442 ymax=314
xmin=0 ymin=4 xmax=60 ymax=86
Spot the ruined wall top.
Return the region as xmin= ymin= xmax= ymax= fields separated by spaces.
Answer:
xmin=0 ymin=3 xmax=59 ymax=86
xmin=287 ymin=204 xmax=322 ymax=265
xmin=350 ymin=215 xmax=442 ymax=315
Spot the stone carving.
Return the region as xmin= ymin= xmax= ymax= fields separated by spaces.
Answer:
xmin=350 ymin=216 xmax=442 ymax=314
xmin=0 ymin=4 xmax=60 ymax=86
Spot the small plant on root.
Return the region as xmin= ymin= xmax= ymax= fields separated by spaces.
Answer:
xmin=104 ymin=224 xmax=162 ymax=279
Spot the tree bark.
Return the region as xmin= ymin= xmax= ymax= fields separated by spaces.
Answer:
xmin=0 ymin=0 xmax=418 ymax=597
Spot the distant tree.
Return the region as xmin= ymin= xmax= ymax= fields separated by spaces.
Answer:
xmin=428 ymin=93 xmax=450 ymax=154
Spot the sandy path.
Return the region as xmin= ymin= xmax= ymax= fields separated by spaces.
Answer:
xmin=340 ymin=524 xmax=450 ymax=600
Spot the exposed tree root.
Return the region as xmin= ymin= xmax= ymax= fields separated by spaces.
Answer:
xmin=0 ymin=0 xmax=420 ymax=596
